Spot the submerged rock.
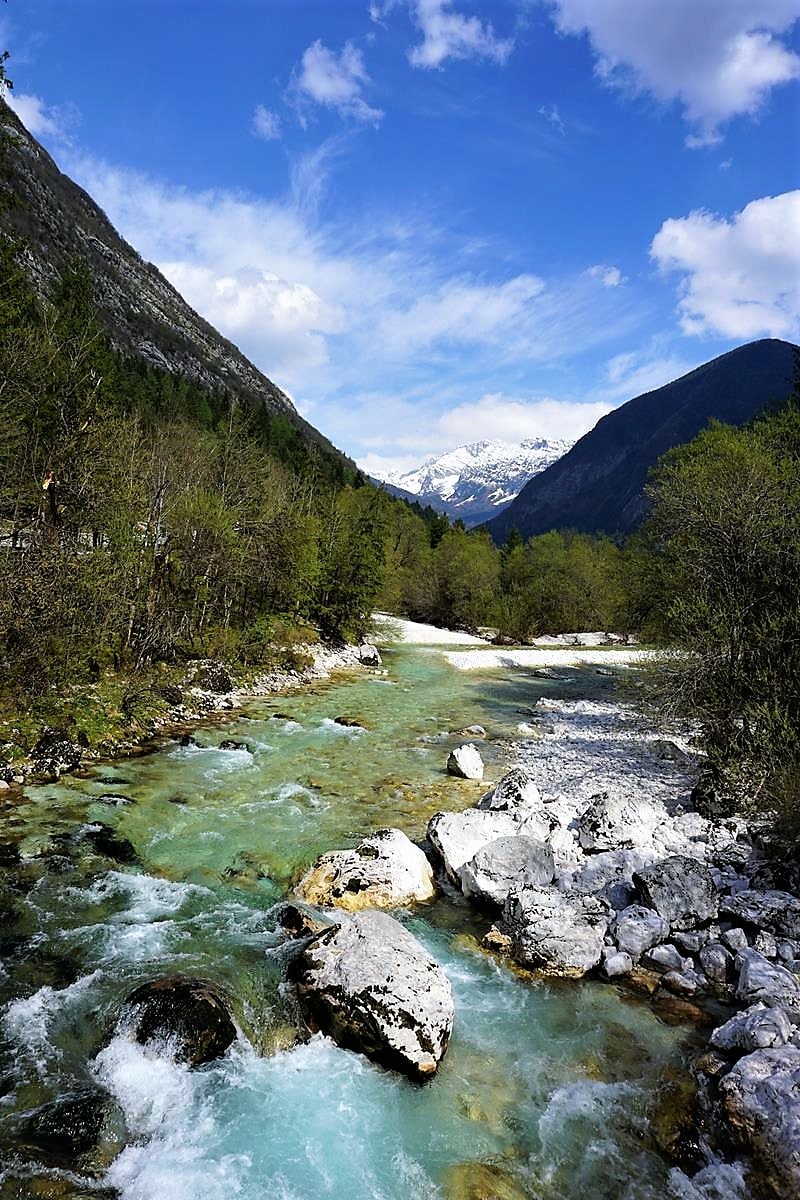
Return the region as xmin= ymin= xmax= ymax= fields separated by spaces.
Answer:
xmin=447 ymin=743 xmax=484 ymax=780
xmin=18 ymin=1089 xmax=124 ymax=1171
xmin=441 ymin=1161 xmax=528 ymax=1200
xmin=633 ymin=856 xmax=718 ymax=931
xmin=296 ymin=828 xmax=435 ymax=911
xmin=123 ymin=976 xmax=237 ymax=1066
xmin=502 ymin=883 xmax=608 ymax=977
xmin=460 ymin=835 xmax=554 ymax=907
xmin=291 ymin=909 xmax=454 ymax=1079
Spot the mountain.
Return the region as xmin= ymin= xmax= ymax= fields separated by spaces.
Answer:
xmin=488 ymin=339 xmax=798 ymax=543
xmin=0 ymin=99 xmax=347 ymax=463
xmin=379 ymin=438 xmax=573 ymax=526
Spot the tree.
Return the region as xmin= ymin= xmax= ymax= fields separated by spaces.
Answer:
xmin=644 ymin=404 xmax=800 ymax=816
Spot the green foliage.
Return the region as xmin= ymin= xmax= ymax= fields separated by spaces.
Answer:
xmin=643 ymin=403 xmax=800 ymax=817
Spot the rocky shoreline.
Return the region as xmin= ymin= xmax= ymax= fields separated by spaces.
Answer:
xmin=292 ymin=687 xmax=800 ymax=1199
xmin=0 ymin=640 xmax=380 ymax=790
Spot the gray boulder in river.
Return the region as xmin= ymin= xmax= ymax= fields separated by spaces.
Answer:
xmin=502 ymin=883 xmax=608 ymax=978
xmin=476 ymin=766 xmax=542 ymax=817
xmin=633 ymin=855 xmax=718 ymax=930
xmin=290 ymin=909 xmax=454 ymax=1080
xmin=460 ymin=836 xmax=555 ymax=907
xmin=427 ymin=808 xmax=521 ymax=886
xmin=296 ymin=828 xmax=435 ymax=912
xmin=719 ymin=1045 xmax=800 ymax=1199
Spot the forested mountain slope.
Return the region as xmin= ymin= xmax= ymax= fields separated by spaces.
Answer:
xmin=488 ymin=339 xmax=798 ymax=542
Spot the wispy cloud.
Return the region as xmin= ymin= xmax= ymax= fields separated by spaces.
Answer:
xmin=372 ymin=0 xmax=514 ymax=69
xmin=290 ymin=39 xmax=383 ymax=125
xmin=251 ymin=104 xmax=281 ymax=141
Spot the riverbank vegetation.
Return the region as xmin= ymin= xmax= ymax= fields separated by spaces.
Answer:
xmin=1 ymin=232 xmax=798 ymax=828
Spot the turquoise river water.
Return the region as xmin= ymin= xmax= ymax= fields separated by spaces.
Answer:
xmin=0 ymin=642 xmax=702 ymax=1200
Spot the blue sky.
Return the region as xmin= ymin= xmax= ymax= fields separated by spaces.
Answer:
xmin=3 ymin=0 xmax=800 ymax=476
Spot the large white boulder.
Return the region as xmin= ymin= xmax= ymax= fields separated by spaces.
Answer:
xmin=447 ymin=743 xmax=484 ymax=780
xmin=427 ymin=809 xmax=520 ymax=886
xmin=291 ymin=909 xmax=454 ymax=1079
xmin=460 ymin=836 xmax=555 ymax=907
xmin=720 ymin=1046 xmax=800 ymax=1199
xmin=296 ymin=828 xmax=435 ymax=912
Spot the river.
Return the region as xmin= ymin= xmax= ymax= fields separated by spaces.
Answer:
xmin=0 ymin=636 xmax=702 ymax=1200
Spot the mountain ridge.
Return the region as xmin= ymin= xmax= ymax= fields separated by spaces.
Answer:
xmin=375 ymin=436 xmax=573 ymax=526
xmin=487 ymin=339 xmax=799 ymax=543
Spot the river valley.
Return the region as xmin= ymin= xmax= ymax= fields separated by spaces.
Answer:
xmin=0 ymin=632 xmax=717 ymax=1200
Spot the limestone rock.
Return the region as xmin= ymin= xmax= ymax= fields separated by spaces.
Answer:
xmin=358 ymin=643 xmax=382 ymax=667
xmin=291 ymin=909 xmax=454 ymax=1079
xmin=476 ymin=767 xmax=542 ymax=817
xmin=720 ymin=890 xmax=800 ymax=942
xmin=503 ymin=883 xmax=608 ymax=978
xmin=720 ymin=1046 xmax=800 ymax=1199
xmin=427 ymin=809 xmax=520 ymax=886
xmin=296 ymin=828 xmax=435 ymax=912
xmin=578 ymin=792 xmax=664 ymax=853
xmin=447 ymin=743 xmax=484 ymax=780
xmin=712 ymin=1004 xmax=795 ymax=1053
xmin=31 ymin=728 xmax=82 ymax=780
xmin=460 ymin=836 xmax=554 ymax=907
xmin=735 ymin=948 xmax=800 ymax=1014
xmin=633 ymin=856 xmax=718 ymax=931
xmin=642 ymin=943 xmax=687 ymax=974
xmin=612 ymin=904 xmax=669 ymax=960
xmin=561 ymin=849 xmax=654 ymax=910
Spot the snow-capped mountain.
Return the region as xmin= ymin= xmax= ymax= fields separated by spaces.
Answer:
xmin=381 ymin=438 xmax=574 ymax=526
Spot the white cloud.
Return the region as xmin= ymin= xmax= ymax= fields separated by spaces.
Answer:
xmin=538 ymin=103 xmax=566 ymax=134
xmin=252 ymin=104 xmax=281 ymax=141
xmin=378 ymin=274 xmax=545 ymax=353
xmin=587 ymin=263 xmax=623 ymax=288
xmin=650 ymin=190 xmax=800 ymax=339
xmin=292 ymin=39 xmax=383 ymax=124
xmin=4 ymin=89 xmax=72 ymax=140
xmin=407 ymin=0 xmax=514 ymax=68
xmin=601 ymin=346 xmax=700 ymax=400
xmin=548 ymin=0 xmax=800 ymax=145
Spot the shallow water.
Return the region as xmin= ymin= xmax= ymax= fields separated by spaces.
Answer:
xmin=0 ymin=645 xmax=702 ymax=1199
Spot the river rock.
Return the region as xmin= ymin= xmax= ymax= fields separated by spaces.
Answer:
xmin=719 ymin=1046 xmax=800 ymax=1199
xmin=721 ymin=890 xmax=800 ymax=941
xmin=642 ymin=943 xmax=687 ymax=974
xmin=427 ymin=809 xmax=520 ymax=885
xmin=18 ymin=1090 xmax=123 ymax=1170
xmin=711 ymin=1003 xmax=795 ymax=1053
xmin=633 ymin=856 xmax=718 ymax=931
xmin=578 ymin=792 xmax=664 ymax=853
xmin=123 ymin=976 xmax=236 ymax=1066
xmin=460 ymin=836 xmax=554 ymax=907
xmin=31 ymin=728 xmax=82 ymax=779
xmin=735 ymin=949 xmax=800 ymax=1014
xmin=291 ymin=909 xmax=453 ymax=1079
xmin=358 ymin=642 xmax=382 ymax=666
xmin=602 ymin=948 xmax=634 ymax=978
xmin=296 ymin=829 xmax=435 ymax=911
xmin=699 ymin=941 xmax=734 ymax=987
xmin=612 ymin=904 xmax=669 ymax=960
xmin=447 ymin=743 xmax=484 ymax=780
xmin=193 ymin=662 xmax=234 ymax=693
xmin=722 ymin=927 xmax=749 ymax=953
xmin=561 ymin=849 xmax=653 ymax=910
xmin=503 ymin=884 xmax=608 ymax=978
xmin=476 ymin=767 xmax=542 ymax=817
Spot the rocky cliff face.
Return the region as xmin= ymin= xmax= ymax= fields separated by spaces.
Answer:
xmin=0 ymin=99 xmax=342 ymax=455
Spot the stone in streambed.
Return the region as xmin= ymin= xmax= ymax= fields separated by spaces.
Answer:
xmin=475 ymin=766 xmax=542 ymax=817
xmin=427 ymin=808 xmax=521 ymax=886
xmin=296 ymin=828 xmax=435 ymax=911
xmin=721 ymin=889 xmax=800 ymax=942
xmin=18 ymin=1090 xmax=125 ymax=1172
xmin=578 ymin=792 xmax=664 ymax=852
xmin=633 ymin=856 xmax=718 ymax=931
xmin=711 ymin=1003 xmax=795 ymax=1053
xmin=612 ymin=904 xmax=669 ymax=960
xmin=441 ymin=1161 xmax=528 ymax=1200
xmin=290 ymin=909 xmax=453 ymax=1079
xmin=460 ymin=836 xmax=554 ymax=907
xmin=502 ymin=883 xmax=608 ymax=978
xmin=735 ymin=948 xmax=800 ymax=1014
xmin=719 ymin=1046 xmax=800 ymax=1199
xmin=123 ymin=975 xmax=236 ymax=1066
xmin=447 ymin=743 xmax=484 ymax=780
